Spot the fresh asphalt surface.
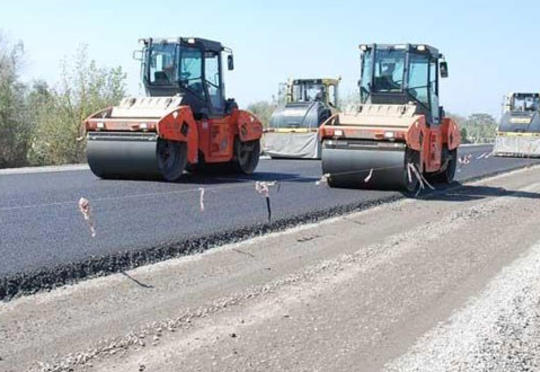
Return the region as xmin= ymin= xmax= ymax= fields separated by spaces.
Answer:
xmin=0 ymin=144 xmax=537 ymax=277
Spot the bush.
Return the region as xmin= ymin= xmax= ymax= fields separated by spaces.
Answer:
xmin=28 ymin=45 xmax=126 ymax=165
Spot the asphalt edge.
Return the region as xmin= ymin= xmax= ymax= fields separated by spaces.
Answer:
xmin=0 ymin=193 xmax=402 ymax=301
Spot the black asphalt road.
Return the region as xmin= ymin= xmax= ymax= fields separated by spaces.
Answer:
xmin=0 ymin=144 xmax=537 ymax=277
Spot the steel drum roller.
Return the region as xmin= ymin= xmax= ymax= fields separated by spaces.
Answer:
xmin=87 ymin=132 xmax=162 ymax=179
xmin=321 ymin=140 xmax=410 ymax=190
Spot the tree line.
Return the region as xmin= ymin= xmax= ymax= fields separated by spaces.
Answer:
xmin=0 ymin=35 xmax=125 ymax=168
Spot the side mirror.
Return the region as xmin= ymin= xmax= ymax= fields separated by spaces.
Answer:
xmin=227 ymin=55 xmax=234 ymax=71
xmin=439 ymin=106 xmax=445 ymax=119
xmin=440 ymin=61 xmax=448 ymax=78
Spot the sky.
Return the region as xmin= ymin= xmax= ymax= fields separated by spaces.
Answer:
xmin=1 ymin=0 xmax=539 ymax=118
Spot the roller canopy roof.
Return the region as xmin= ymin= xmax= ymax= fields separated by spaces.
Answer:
xmin=359 ymin=43 xmax=441 ymax=58
xmin=139 ymin=37 xmax=225 ymax=52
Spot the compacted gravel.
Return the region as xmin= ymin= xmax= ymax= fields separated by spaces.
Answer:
xmin=385 ymin=242 xmax=540 ymax=372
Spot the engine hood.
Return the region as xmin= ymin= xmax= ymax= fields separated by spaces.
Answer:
xmin=336 ymin=104 xmax=421 ymax=130
xmin=110 ymin=96 xmax=185 ymax=119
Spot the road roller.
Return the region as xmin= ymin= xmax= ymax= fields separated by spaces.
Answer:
xmin=319 ymin=43 xmax=461 ymax=192
xmin=264 ymin=78 xmax=340 ymax=159
xmin=84 ymin=37 xmax=263 ymax=181
xmin=493 ymin=92 xmax=540 ymax=157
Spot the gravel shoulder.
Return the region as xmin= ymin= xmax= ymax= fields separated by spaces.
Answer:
xmin=2 ymin=165 xmax=540 ymax=371
xmin=385 ymin=240 xmax=540 ymax=372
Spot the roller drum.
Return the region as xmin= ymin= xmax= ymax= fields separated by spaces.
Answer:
xmin=87 ymin=132 xmax=162 ymax=179
xmin=321 ymin=140 xmax=410 ymax=190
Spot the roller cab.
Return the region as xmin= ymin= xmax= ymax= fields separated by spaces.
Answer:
xmin=264 ymin=78 xmax=340 ymax=159
xmin=84 ymin=37 xmax=262 ymax=181
xmin=494 ymin=92 xmax=540 ymax=157
xmin=319 ymin=43 xmax=460 ymax=191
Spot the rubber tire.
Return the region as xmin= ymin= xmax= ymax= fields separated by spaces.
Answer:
xmin=402 ymin=149 xmax=420 ymax=194
xmin=327 ymin=175 xmax=336 ymax=188
xmin=426 ymin=146 xmax=457 ymax=184
xmin=442 ymin=148 xmax=457 ymax=183
xmin=233 ymin=139 xmax=260 ymax=174
xmin=157 ymin=139 xmax=188 ymax=181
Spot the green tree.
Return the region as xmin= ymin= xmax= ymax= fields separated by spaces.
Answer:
xmin=29 ymin=45 xmax=126 ymax=165
xmin=463 ymin=113 xmax=497 ymax=143
xmin=0 ymin=35 xmax=31 ymax=168
xmin=446 ymin=111 xmax=497 ymax=144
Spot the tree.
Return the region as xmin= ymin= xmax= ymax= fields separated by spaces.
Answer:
xmin=0 ymin=34 xmax=31 ymax=168
xmin=463 ymin=113 xmax=497 ymax=143
xmin=446 ymin=111 xmax=497 ymax=144
xmin=28 ymin=45 xmax=126 ymax=165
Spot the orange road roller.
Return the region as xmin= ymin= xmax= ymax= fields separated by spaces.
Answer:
xmin=319 ymin=43 xmax=460 ymax=191
xmin=84 ymin=37 xmax=263 ymax=181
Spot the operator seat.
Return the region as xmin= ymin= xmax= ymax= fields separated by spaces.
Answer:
xmin=154 ymin=71 xmax=169 ymax=85
xmin=189 ymin=82 xmax=204 ymax=98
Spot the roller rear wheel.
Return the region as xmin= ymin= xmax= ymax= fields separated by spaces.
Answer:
xmin=157 ymin=139 xmax=188 ymax=181
xmin=234 ymin=139 xmax=260 ymax=174
xmin=403 ymin=149 xmax=420 ymax=193
xmin=442 ymin=148 xmax=457 ymax=183
xmin=426 ymin=146 xmax=457 ymax=184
